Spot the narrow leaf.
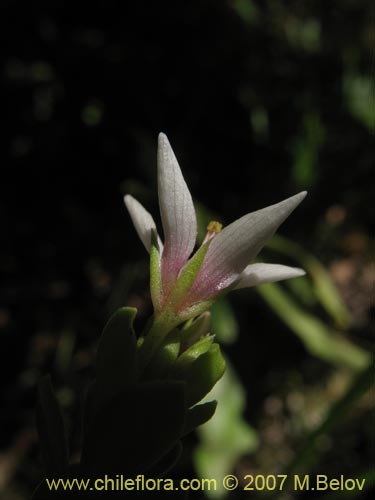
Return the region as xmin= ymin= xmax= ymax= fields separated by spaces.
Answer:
xmin=267 ymin=235 xmax=352 ymax=328
xmin=258 ymin=283 xmax=369 ymax=370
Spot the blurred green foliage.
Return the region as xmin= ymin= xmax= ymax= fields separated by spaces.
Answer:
xmin=194 ymin=362 xmax=259 ymax=498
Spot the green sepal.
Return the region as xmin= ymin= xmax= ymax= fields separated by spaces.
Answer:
xmin=36 ymin=375 xmax=69 ymax=477
xmin=177 ymin=299 xmax=215 ymax=324
xmin=80 ymin=381 xmax=187 ymax=475
xmin=166 ymin=241 xmax=210 ymax=308
xmin=174 ymin=343 xmax=226 ymax=407
xmin=95 ymin=307 xmax=138 ymax=410
xmin=180 ymin=312 xmax=211 ymax=348
xmin=183 ymin=400 xmax=217 ymax=436
xmin=173 ymin=335 xmax=215 ymax=373
xmin=143 ymin=329 xmax=181 ymax=380
xmin=150 ymin=229 xmax=162 ymax=312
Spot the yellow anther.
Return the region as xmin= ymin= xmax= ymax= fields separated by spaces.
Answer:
xmin=206 ymin=221 xmax=222 ymax=234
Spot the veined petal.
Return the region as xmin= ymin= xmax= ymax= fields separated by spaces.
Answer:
xmin=188 ymin=191 xmax=307 ymax=300
xmin=124 ymin=194 xmax=163 ymax=253
xmin=157 ymin=133 xmax=197 ymax=288
xmin=233 ymin=263 xmax=306 ymax=289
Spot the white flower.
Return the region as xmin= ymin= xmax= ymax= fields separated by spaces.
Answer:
xmin=125 ymin=133 xmax=306 ymax=320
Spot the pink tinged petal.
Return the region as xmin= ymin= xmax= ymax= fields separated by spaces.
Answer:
xmin=157 ymin=133 xmax=197 ymax=289
xmin=233 ymin=263 xmax=306 ymax=289
xmin=124 ymin=195 xmax=163 ymax=253
xmin=188 ymin=191 xmax=307 ymax=300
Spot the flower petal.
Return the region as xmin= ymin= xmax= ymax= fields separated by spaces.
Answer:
xmin=188 ymin=191 xmax=307 ymax=299
xmin=233 ymin=263 xmax=306 ymax=289
xmin=157 ymin=133 xmax=197 ymax=287
xmin=124 ymin=194 xmax=163 ymax=253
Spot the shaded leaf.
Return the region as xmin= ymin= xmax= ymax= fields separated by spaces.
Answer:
xmin=143 ymin=329 xmax=181 ymax=380
xmin=95 ymin=307 xmax=138 ymax=409
xmin=81 ymin=381 xmax=186 ymax=475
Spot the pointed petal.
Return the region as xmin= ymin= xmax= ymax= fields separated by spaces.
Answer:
xmin=233 ymin=263 xmax=306 ymax=289
xmin=189 ymin=192 xmax=307 ymax=299
xmin=157 ymin=133 xmax=197 ymax=287
xmin=124 ymin=195 xmax=163 ymax=253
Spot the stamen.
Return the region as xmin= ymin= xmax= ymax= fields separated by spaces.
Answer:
xmin=202 ymin=220 xmax=223 ymax=244
xmin=207 ymin=221 xmax=222 ymax=234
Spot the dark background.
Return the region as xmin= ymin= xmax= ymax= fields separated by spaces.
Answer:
xmin=1 ymin=1 xmax=374 ymax=499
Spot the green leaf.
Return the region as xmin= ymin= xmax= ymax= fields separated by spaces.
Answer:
xmin=174 ymin=343 xmax=226 ymax=407
xmin=95 ymin=307 xmax=138 ymax=410
xmin=267 ymin=235 xmax=352 ymax=328
xmin=183 ymin=401 xmax=217 ymax=436
xmin=36 ymin=375 xmax=69 ymax=477
xmin=80 ymin=381 xmax=187 ymax=475
xmin=143 ymin=329 xmax=181 ymax=380
xmin=343 ymin=72 xmax=375 ymax=133
xmin=291 ymin=112 xmax=324 ymax=189
xmin=258 ymin=283 xmax=370 ymax=370
xmin=173 ymin=335 xmax=215 ymax=373
xmin=308 ymin=259 xmax=352 ymax=328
